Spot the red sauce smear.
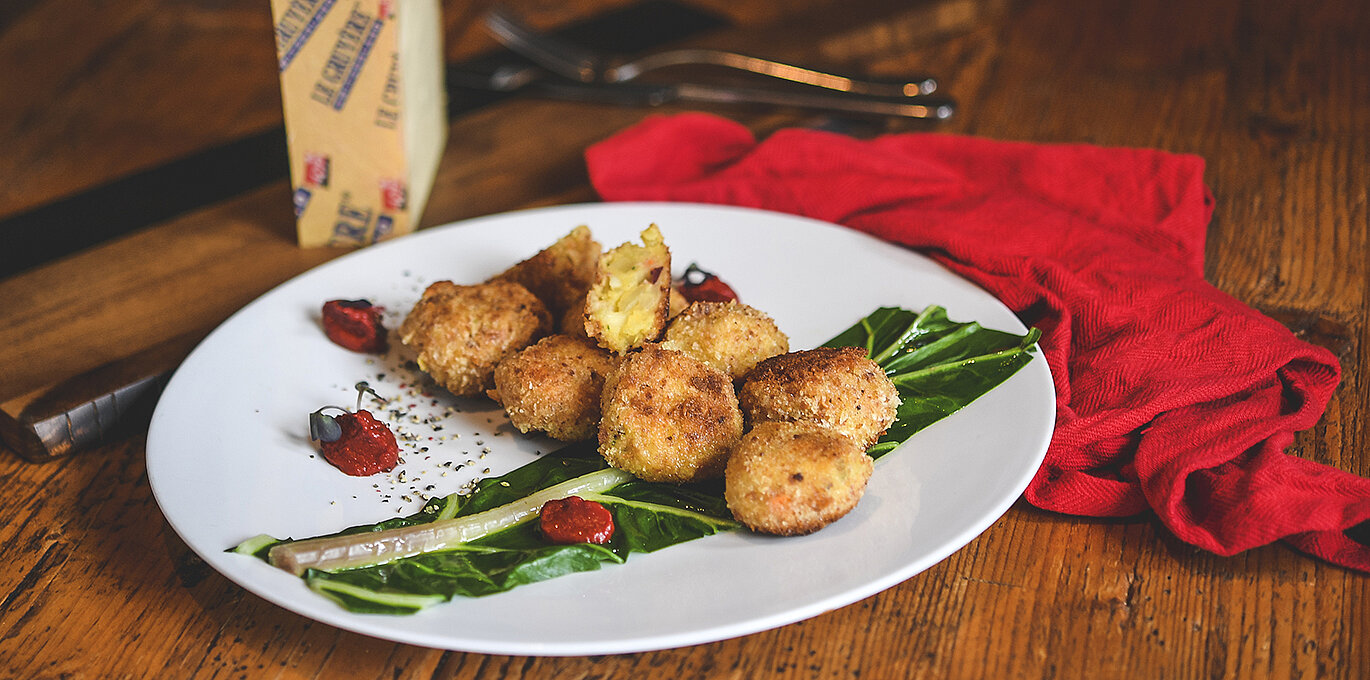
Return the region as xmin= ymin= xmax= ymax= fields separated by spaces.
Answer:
xmin=540 ymin=496 xmax=615 ymax=544
xmin=320 ymin=410 xmax=399 ymax=476
xmin=677 ymin=264 xmax=739 ymax=304
xmin=322 ymin=299 xmax=388 ymax=353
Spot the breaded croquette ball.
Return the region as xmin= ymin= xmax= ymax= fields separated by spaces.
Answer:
xmin=584 ymin=225 xmax=671 ymax=354
xmin=488 ymin=335 xmax=619 ymax=442
xmin=399 ymin=280 xmax=551 ymax=397
xmin=490 ymin=225 xmax=601 ymax=317
xmin=724 ymin=421 xmax=874 ymax=535
xmin=599 ymin=346 xmax=744 ymax=483
xmin=659 ymin=300 xmax=789 ymax=380
xmin=738 ymin=347 xmax=899 ymax=450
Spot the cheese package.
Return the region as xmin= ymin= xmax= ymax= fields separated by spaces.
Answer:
xmin=270 ymin=0 xmax=447 ymax=247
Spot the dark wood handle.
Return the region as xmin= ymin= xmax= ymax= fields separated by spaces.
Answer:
xmin=0 ymin=333 xmax=202 ymax=462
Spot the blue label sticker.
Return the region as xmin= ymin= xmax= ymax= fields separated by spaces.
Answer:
xmin=374 ymin=215 xmax=394 ymax=241
xmin=293 ymin=187 xmax=313 ymax=216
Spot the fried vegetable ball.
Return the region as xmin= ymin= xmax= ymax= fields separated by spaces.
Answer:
xmin=488 ymin=335 xmax=619 ymax=441
xmin=490 ymin=225 xmax=601 ymax=317
xmin=659 ymin=300 xmax=789 ymax=380
xmin=599 ymin=345 xmax=744 ymax=483
xmin=398 ymin=280 xmax=551 ymax=397
xmin=584 ymin=224 xmax=671 ymax=354
xmin=724 ymin=421 xmax=874 ymax=535
xmin=737 ymin=347 xmax=899 ymax=450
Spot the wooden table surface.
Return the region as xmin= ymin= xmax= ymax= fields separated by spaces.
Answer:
xmin=2 ymin=0 xmax=1366 ymax=677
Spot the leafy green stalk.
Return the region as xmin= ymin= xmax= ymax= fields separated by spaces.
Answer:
xmin=294 ymin=483 xmax=741 ymax=613
xmin=268 ymin=466 xmax=634 ymax=575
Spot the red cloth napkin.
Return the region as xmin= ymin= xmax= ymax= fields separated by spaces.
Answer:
xmin=586 ymin=112 xmax=1370 ymax=571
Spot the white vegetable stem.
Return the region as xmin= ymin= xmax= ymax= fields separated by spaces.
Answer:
xmin=269 ymin=468 xmax=634 ymax=575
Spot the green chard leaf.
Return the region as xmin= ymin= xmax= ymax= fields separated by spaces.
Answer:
xmin=234 ymin=305 xmax=1039 ymax=614
xmin=250 ymin=447 xmax=738 ymax=612
xmin=823 ymin=306 xmax=1041 ymax=458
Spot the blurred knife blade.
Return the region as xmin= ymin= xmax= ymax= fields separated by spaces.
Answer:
xmin=451 ymin=65 xmax=956 ymax=119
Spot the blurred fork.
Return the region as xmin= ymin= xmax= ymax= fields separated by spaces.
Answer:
xmin=483 ymin=4 xmax=938 ymax=97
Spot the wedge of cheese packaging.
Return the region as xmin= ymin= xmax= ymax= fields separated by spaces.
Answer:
xmin=271 ymin=0 xmax=447 ymax=247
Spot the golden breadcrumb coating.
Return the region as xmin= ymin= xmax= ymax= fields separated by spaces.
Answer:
xmin=490 ymin=225 xmax=601 ymax=317
xmin=398 ymin=280 xmax=551 ymax=397
xmin=724 ymin=421 xmax=874 ymax=535
xmin=659 ymin=300 xmax=789 ymax=380
xmin=598 ymin=345 xmax=744 ymax=483
xmin=584 ymin=224 xmax=671 ymax=354
xmin=488 ymin=335 xmax=619 ymax=441
xmin=737 ymin=347 xmax=899 ymax=450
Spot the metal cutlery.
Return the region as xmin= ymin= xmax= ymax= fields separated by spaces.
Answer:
xmin=483 ymin=4 xmax=940 ymax=98
xmin=451 ymin=64 xmax=956 ymax=119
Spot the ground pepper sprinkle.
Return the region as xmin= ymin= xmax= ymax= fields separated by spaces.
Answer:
xmin=313 ymin=335 xmax=547 ymax=515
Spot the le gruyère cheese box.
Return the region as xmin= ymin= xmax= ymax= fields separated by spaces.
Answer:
xmin=271 ymin=0 xmax=446 ymax=247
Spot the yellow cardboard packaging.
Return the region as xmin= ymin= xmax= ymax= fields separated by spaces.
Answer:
xmin=270 ymin=0 xmax=447 ymax=247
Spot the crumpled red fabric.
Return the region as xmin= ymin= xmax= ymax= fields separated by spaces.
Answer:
xmin=585 ymin=112 xmax=1370 ymax=571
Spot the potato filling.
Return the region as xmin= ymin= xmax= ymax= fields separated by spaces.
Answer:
xmin=585 ymin=224 xmax=671 ymax=354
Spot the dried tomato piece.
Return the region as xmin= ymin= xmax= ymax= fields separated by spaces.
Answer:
xmin=318 ymin=410 xmax=400 ymax=476
xmin=322 ymin=299 xmax=388 ymax=353
xmin=539 ymin=496 xmax=616 ymax=544
xmin=677 ymin=264 xmax=739 ymax=304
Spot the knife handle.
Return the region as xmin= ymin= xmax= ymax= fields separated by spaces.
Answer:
xmin=0 ymin=333 xmax=201 ymax=462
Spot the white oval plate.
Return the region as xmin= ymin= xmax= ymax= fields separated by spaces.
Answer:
xmin=147 ymin=202 xmax=1054 ymax=656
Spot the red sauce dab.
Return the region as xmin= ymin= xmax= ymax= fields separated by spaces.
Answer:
xmin=677 ymin=264 xmax=739 ymax=304
xmin=320 ymin=410 xmax=400 ymax=476
xmin=322 ymin=299 xmax=388 ymax=353
xmin=540 ymin=496 xmax=616 ymax=544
